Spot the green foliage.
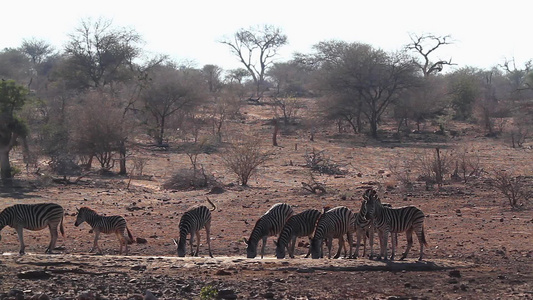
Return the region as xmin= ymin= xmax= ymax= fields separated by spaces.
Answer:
xmin=199 ymin=285 xmax=218 ymax=300
xmin=447 ymin=68 xmax=481 ymax=120
xmin=0 ymin=79 xmax=28 ymax=114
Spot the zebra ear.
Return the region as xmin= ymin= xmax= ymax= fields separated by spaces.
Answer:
xmin=76 ymin=207 xmax=80 ymax=213
xmin=243 ymin=238 xmax=249 ymax=245
xmin=273 ymin=240 xmax=278 ymax=246
xmin=172 ymin=238 xmax=178 ymax=246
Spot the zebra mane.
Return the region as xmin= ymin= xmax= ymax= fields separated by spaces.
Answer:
xmin=79 ymin=207 xmax=99 ymax=215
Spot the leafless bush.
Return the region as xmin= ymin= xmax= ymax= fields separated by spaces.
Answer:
xmin=132 ymin=157 xmax=149 ymax=176
xmin=452 ymin=147 xmax=483 ymax=183
xmin=387 ymin=158 xmax=415 ymax=189
xmin=301 ymin=171 xmax=327 ymax=194
xmin=219 ymin=137 xmax=273 ymax=186
xmin=416 ymin=148 xmax=453 ymax=190
xmin=162 ymin=167 xmax=218 ymax=191
xmin=303 ymin=148 xmax=345 ymax=175
xmin=489 ymin=170 xmax=531 ymax=208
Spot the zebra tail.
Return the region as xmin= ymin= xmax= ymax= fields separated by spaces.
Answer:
xmin=60 ymin=214 xmax=65 ymax=237
xmin=127 ymin=226 xmax=135 ymax=244
xmin=206 ymin=197 xmax=217 ymax=211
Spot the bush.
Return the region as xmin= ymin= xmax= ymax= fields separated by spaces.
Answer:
xmin=489 ymin=170 xmax=532 ymax=208
xmin=219 ymin=137 xmax=273 ymax=186
xmin=303 ymin=148 xmax=345 ymax=175
xmin=162 ymin=168 xmax=218 ymax=191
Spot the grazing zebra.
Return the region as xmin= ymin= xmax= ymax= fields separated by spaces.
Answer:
xmin=172 ymin=197 xmax=216 ymax=258
xmin=0 ymin=203 xmax=64 ymax=254
xmin=74 ymin=207 xmax=134 ymax=255
xmin=245 ymin=203 xmax=294 ymax=259
xmin=274 ymin=209 xmax=322 ymax=259
xmin=310 ymin=206 xmax=355 ymax=259
xmin=362 ymin=189 xmax=427 ymax=261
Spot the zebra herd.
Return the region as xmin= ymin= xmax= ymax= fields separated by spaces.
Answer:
xmin=245 ymin=188 xmax=427 ymax=261
xmin=0 ymin=189 xmax=427 ymax=260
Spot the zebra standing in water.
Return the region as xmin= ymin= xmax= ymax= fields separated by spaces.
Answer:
xmin=274 ymin=208 xmax=321 ymax=259
xmin=362 ymin=189 xmax=428 ymax=261
xmin=310 ymin=206 xmax=355 ymax=259
xmin=245 ymin=203 xmax=293 ymax=259
xmin=172 ymin=197 xmax=216 ymax=258
xmin=74 ymin=207 xmax=134 ymax=255
xmin=0 ymin=203 xmax=64 ymax=254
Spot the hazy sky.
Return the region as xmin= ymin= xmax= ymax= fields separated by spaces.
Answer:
xmin=2 ymin=0 xmax=530 ymax=72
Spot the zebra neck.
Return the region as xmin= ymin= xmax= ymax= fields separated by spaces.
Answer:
xmin=84 ymin=214 xmax=103 ymax=227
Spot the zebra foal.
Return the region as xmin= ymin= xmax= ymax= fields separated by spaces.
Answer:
xmin=245 ymin=203 xmax=293 ymax=258
xmin=310 ymin=206 xmax=355 ymax=259
xmin=0 ymin=203 xmax=64 ymax=254
xmin=362 ymin=189 xmax=428 ymax=261
xmin=173 ymin=197 xmax=216 ymax=258
xmin=74 ymin=207 xmax=134 ymax=255
xmin=274 ymin=209 xmax=321 ymax=259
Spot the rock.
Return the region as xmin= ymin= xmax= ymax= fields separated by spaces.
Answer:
xmin=144 ymin=290 xmax=158 ymax=300
xmin=448 ymin=270 xmax=461 ymax=278
xmin=215 ymin=269 xmax=232 ymax=275
xmin=17 ymin=270 xmax=52 ymax=280
xmin=30 ymin=294 xmax=50 ymax=300
xmin=136 ymin=237 xmax=148 ymax=244
xmin=218 ymin=289 xmax=237 ymax=299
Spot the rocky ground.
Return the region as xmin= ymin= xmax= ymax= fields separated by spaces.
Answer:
xmin=0 ymin=103 xmax=532 ymax=299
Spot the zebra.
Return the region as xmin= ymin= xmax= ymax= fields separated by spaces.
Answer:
xmin=244 ymin=203 xmax=293 ymax=259
xmin=172 ymin=197 xmax=216 ymax=258
xmin=74 ymin=207 xmax=134 ymax=255
xmin=274 ymin=209 xmax=321 ymax=259
xmin=310 ymin=206 xmax=355 ymax=259
xmin=362 ymin=188 xmax=428 ymax=261
xmin=352 ymin=200 xmax=395 ymax=258
xmin=0 ymin=203 xmax=65 ymax=255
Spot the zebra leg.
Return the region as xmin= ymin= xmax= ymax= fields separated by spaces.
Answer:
xmin=334 ymin=236 xmax=344 ymax=259
xmin=205 ymin=222 xmax=213 ymax=258
xmin=289 ymin=236 xmax=297 ymax=258
xmin=189 ymin=232 xmax=195 ymax=256
xmin=260 ymin=236 xmax=268 ymax=259
xmin=401 ymin=228 xmax=414 ymax=260
xmin=327 ymin=237 xmax=333 ymax=259
xmin=16 ymin=227 xmax=25 ymax=255
xmin=369 ymin=227 xmax=376 ymax=259
xmin=379 ymin=229 xmax=389 ymax=260
xmin=305 ymin=237 xmax=312 ymax=258
xmin=46 ymin=223 xmax=59 ymax=254
xmin=194 ymin=231 xmax=201 ymax=256
xmin=91 ymin=231 xmax=103 ymax=255
xmin=390 ymin=232 xmax=397 ymax=261
xmin=354 ymin=229 xmax=362 ymax=258
xmin=347 ymin=232 xmax=354 ymax=259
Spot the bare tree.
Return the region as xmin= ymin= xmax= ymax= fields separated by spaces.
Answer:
xmin=406 ymin=33 xmax=455 ymax=78
xmin=220 ymin=25 xmax=287 ymax=101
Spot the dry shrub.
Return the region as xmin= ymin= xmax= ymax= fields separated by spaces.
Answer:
xmin=452 ymin=146 xmax=483 ymax=183
xmin=163 ymin=167 xmax=218 ymax=191
xmin=489 ymin=169 xmax=532 ymax=208
xmin=387 ymin=157 xmax=415 ymax=189
xmin=219 ymin=136 xmax=273 ymax=186
xmin=303 ymin=148 xmax=345 ymax=175
xmin=416 ymin=148 xmax=453 ymax=189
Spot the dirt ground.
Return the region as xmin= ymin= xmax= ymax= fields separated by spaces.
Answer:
xmin=0 ymin=102 xmax=532 ymax=299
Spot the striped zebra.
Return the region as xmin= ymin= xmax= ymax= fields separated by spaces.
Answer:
xmin=310 ymin=206 xmax=355 ymax=259
xmin=172 ymin=197 xmax=216 ymax=258
xmin=0 ymin=203 xmax=64 ymax=254
xmin=274 ymin=209 xmax=321 ymax=259
xmin=362 ymin=189 xmax=428 ymax=261
xmin=352 ymin=200 xmax=395 ymax=258
xmin=244 ymin=203 xmax=293 ymax=259
xmin=74 ymin=207 xmax=134 ymax=255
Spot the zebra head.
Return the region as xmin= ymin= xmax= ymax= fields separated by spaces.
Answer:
xmin=362 ymin=189 xmax=379 ymax=219
xmin=244 ymin=238 xmax=257 ymax=258
xmin=274 ymin=239 xmax=286 ymax=259
xmin=74 ymin=207 xmax=86 ymax=227
xmin=173 ymin=238 xmax=187 ymax=257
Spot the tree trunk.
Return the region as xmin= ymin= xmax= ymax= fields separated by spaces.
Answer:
xmin=158 ymin=116 xmax=166 ymax=145
xmin=0 ymin=146 xmax=12 ymax=183
xmin=272 ymin=118 xmax=279 ymax=146
xmin=118 ymin=140 xmax=127 ymax=175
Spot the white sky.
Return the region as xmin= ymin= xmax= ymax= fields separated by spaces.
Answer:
xmin=2 ymin=0 xmax=531 ymax=72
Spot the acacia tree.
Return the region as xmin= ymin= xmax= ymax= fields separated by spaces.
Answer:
xmin=220 ymin=25 xmax=287 ymax=101
xmin=63 ymin=17 xmax=141 ymax=90
xmin=141 ymin=64 xmax=206 ymax=145
xmin=0 ymin=80 xmax=29 ymax=183
xmin=313 ymin=41 xmax=418 ymax=137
